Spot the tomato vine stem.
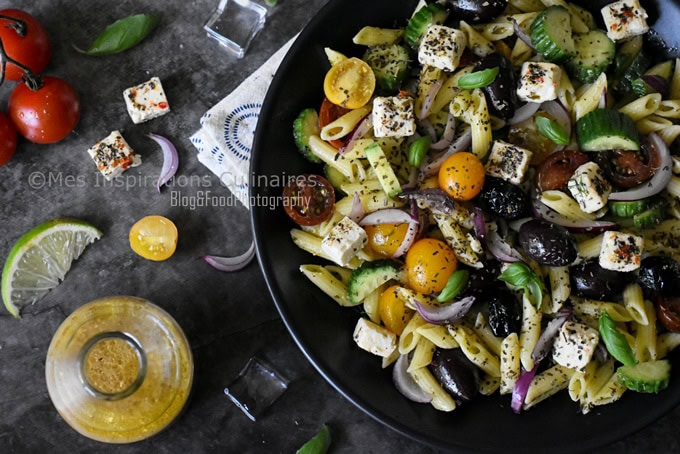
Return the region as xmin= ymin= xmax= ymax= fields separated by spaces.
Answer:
xmin=0 ymin=34 xmax=42 ymax=90
xmin=0 ymin=15 xmax=27 ymax=37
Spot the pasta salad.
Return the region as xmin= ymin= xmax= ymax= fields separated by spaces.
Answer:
xmin=281 ymin=0 xmax=680 ymax=414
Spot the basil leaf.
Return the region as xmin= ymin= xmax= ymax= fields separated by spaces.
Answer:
xmin=499 ymin=262 xmax=543 ymax=310
xmin=437 ymin=270 xmax=469 ymax=303
xmin=525 ymin=279 xmax=543 ymax=310
xmin=408 ymin=136 xmax=432 ymax=168
xmin=296 ymin=424 xmax=331 ymax=454
xmin=457 ymin=67 xmax=499 ymax=89
xmin=80 ymin=14 xmax=160 ymax=56
xmin=534 ymin=115 xmax=570 ymax=146
xmin=598 ymin=311 xmax=638 ymax=366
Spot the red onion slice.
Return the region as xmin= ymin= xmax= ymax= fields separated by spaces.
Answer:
xmin=421 ymin=128 xmax=472 ymax=177
xmin=201 ymin=241 xmax=256 ymax=272
xmin=431 ymin=113 xmax=457 ymax=151
xmin=359 ymin=209 xmax=413 ymax=226
xmin=512 ymin=18 xmax=535 ymax=51
xmin=418 ymin=117 xmax=437 ymax=142
xmin=609 ymin=133 xmax=672 ymax=201
xmin=531 ymin=309 xmax=571 ymax=364
xmin=414 ymin=296 xmax=476 ymax=325
xmin=642 ymin=75 xmax=669 ymax=96
xmin=393 ymin=354 xmax=432 ymax=403
xmin=508 ymin=102 xmax=540 ymax=125
xmin=511 ymin=366 xmax=537 ymax=414
xmin=485 ymin=230 xmax=523 ymax=263
xmin=148 ymin=133 xmax=179 ymax=192
xmin=340 ymin=114 xmax=373 ymax=154
xmin=472 ymin=207 xmax=487 ymax=240
xmin=418 ymin=77 xmax=444 ymax=120
xmin=532 ymin=193 xmax=618 ymax=232
xmin=400 ymin=188 xmax=457 ymax=215
xmin=392 ymin=217 xmax=419 ymax=258
xmin=349 ymin=192 xmax=365 ymax=223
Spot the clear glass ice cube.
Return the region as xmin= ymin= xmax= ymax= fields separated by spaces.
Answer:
xmin=204 ymin=0 xmax=267 ymax=58
xmin=224 ymin=356 xmax=288 ymax=421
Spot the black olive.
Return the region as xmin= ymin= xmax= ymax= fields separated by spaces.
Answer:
xmin=476 ymin=53 xmax=517 ymax=119
xmin=476 ymin=176 xmax=529 ymax=220
xmin=460 ymin=262 xmax=504 ymax=299
xmin=444 ymin=0 xmax=508 ymax=24
xmin=570 ymin=260 xmax=632 ymax=300
xmin=428 ymin=348 xmax=480 ymax=404
xmin=487 ymin=289 xmax=522 ymax=337
xmin=518 ymin=219 xmax=577 ymax=266
xmin=638 ymin=255 xmax=680 ymax=300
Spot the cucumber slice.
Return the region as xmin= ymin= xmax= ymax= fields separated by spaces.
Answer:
xmin=613 ymin=35 xmax=651 ymax=93
xmin=608 ymin=200 xmax=647 ymax=217
xmin=530 ymin=6 xmax=575 ymax=63
xmin=633 ymin=199 xmax=667 ymax=230
xmin=566 ymin=30 xmax=615 ymax=83
xmin=293 ymin=108 xmax=322 ymax=163
xmin=324 ymin=164 xmax=349 ymax=196
xmin=404 ymin=3 xmax=448 ymax=48
xmin=364 ymin=142 xmax=402 ymax=198
xmin=617 ymin=360 xmax=671 ymax=393
xmin=576 ymin=109 xmax=640 ymax=151
xmin=363 ymin=44 xmax=411 ymax=92
xmin=348 ymin=260 xmax=403 ymax=304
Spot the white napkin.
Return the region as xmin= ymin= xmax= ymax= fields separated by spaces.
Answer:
xmin=190 ymin=36 xmax=297 ymax=209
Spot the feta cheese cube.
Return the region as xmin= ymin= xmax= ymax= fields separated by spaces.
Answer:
xmin=123 ymin=77 xmax=170 ymax=124
xmin=599 ymin=230 xmax=644 ymax=272
xmin=321 ymin=216 xmax=368 ymax=267
xmin=601 ymin=0 xmax=649 ymax=42
xmin=552 ymin=320 xmax=600 ymax=370
xmin=567 ymin=161 xmax=612 ymax=214
xmin=517 ymin=62 xmax=561 ymax=103
xmin=418 ymin=25 xmax=467 ymax=72
xmin=353 ymin=318 xmax=397 ymax=357
xmin=372 ymin=96 xmax=416 ymax=138
xmin=87 ymin=131 xmax=141 ymax=180
xmin=485 ymin=140 xmax=533 ymax=184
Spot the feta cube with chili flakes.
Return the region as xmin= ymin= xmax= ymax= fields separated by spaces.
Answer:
xmin=353 ymin=318 xmax=397 ymax=358
xmin=601 ymin=0 xmax=649 ymax=42
xmin=552 ymin=320 xmax=599 ymax=371
xmin=87 ymin=130 xmax=141 ymax=180
xmin=372 ymin=95 xmax=416 ymax=138
xmin=599 ymin=230 xmax=644 ymax=272
xmin=517 ymin=62 xmax=561 ymax=103
xmin=485 ymin=140 xmax=533 ymax=185
xmin=123 ymin=77 xmax=170 ymax=124
xmin=417 ymin=24 xmax=467 ymax=72
xmin=567 ymin=161 xmax=612 ymax=214
xmin=321 ymin=216 xmax=368 ymax=267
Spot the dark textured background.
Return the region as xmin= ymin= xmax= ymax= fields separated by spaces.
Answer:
xmin=0 ymin=0 xmax=677 ymax=452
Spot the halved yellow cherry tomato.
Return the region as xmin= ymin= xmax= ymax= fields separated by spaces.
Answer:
xmin=323 ymin=57 xmax=375 ymax=109
xmin=438 ymin=152 xmax=485 ymax=201
xmin=405 ymin=238 xmax=457 ymax=295
xmin=365 ymin=223 xmax=410 ymax=257
xmin=379 ymin=285 xmax=414 ymax=335
xmin=129 ymin=215 xmax=178 ymax=261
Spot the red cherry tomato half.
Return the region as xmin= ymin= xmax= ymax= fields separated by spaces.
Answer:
xmin=282 ymin=174 xmax=335 ymax=226
xmin=536 ymin=149 xmax=590 ymax=192
xmin=657 ymin=295 xmax=680 ymax=333
xmin=0 ymin=9 xmax=52 ymax=81
xmin=8 ymin=77 xmax=80 ymax=144
xmin=0 ymin=112 xmax=18 ymax=166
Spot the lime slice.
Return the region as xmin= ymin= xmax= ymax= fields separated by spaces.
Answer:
xmin=2 ymin=218 xmax=102 ymax=317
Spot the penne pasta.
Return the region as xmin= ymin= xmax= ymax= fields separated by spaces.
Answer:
xmin=448 ymin=323 xmax=501 ymax=377
xmin=571 ymin=297 xmax=633 ymax=322
xmin=519 ymin=293 xmax=542 ymax=371
xmin=657 ymin=332 xmax=680 ymax=359
xmin=473 ymin=312 xmax=502 ymax=356
xmin=407 ymin=337 xmax=437 ymax=372
xmin=459 ymin=20 xmax=495 ymax=56
xmin=618 ymin=93 xmax=662 ymax=122
xmin=523 ymin=365 xmax=574 ymax=410
xmin=363 ymin=285 xmax=383 ymax=324
xmin=623 ymin=283 xmax=648 ymax=326
xmin=577 ymin=233 xmax=603 ymax=260
xmin=409 ymin=367 xmax=457 ymax=412
xmin=416 ymin=323 xmax=459 ymax=349
xmin=573 ymin=73 xmax=607 ymax=121
xmin=500 ymin=332 xmax=521 ymax=395
xmin=300 ymin=264 xmax=353 ymax=306
xmin=540 ymin=190 xmax=594 ymax=221
xmin=291 ymin=230 xmax=362 ymax=269
xmin=634 ymin=300 xmax=657 ymax=363
xmin=547 ymin=266 xmax=570 ymax=313
xmin=399 ymin=313 xmax=427 ymax=355
xmin=479 ymin=374 xmax=501 ymax=395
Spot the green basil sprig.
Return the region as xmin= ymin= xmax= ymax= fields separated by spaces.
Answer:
xmin=437 ymin=270 xmax=469 ymax=303
xmin=408 ymin=136 xmax=432 ymax=168
xmin=598 ymin=311 xmax=638 ymax=366
xmin=498 ymin=262 xmax=543 ymax=310
xmin=457 ymin=67 xmax=499 ymax=89
xmin=77 ymin=14 xmax=160 ymax=56
xmin=296 ymin=424 xmax=331 ymax=454
xmin=534 ymin=115 xmax=570 ymax=145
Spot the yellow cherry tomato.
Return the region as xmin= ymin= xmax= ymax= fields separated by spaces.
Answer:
xmin=420 ymin=175 xmax=440 ymax=190
xmin=323 ymin=57 xmax=375 ymax=109
xmin=438 ymin=152 xmax=486 ymax=201
xmin=379 ymin=285 xmax=414 ymax=335
xmin=129 ymin=215 xmax=178 ymax=261
xmin=405 ymin=238 xmax=457 ymax=295
xmin=364 ymin=223 xmax=410 ymax=257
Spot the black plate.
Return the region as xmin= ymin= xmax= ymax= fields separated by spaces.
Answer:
xmin=251 ymin=1 xmax=680 ymax=451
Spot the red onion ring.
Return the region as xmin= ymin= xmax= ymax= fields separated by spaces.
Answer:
xmin=532 ymin=191 xmax=618 ymax=232
xmin=392 ymin=218 xmax=419 ymax=258
xmin=485 ymin=230 xmax=523 ymax=263
xmin=147 ymin=133 xmax=179 ymax=192
xmin=512 ymin=18 xmax=535 ymax=51
xmin=531 ymin=309 xmax=571 ymax=365
xmin=201 ymin=241 xmax=256 ymax=272
xmin=609 ymin=133 xmax=672 ymax=201
xmin=511 ymin=366 xmax=537 ymax=414
xmin=392 ymin=354 xmax=432 ymax=403
xmin=414 ymin=296 xmax=476 ymax=325
xmin=472 ymin=207 xmax=487 ymax=239
xmin=359 ymin=209 xmax=413 ymax=226
xmin=418 ymin=77 xmax=444 ymax=120
xmin=418 ymin=117 xmax=437 ymax=142
xmin=431 ymin=113 xmax=457 ymax=151
xmin=349 ymin=192 xmax=365 ymax=223
xmin=421 ymin=128 xmax=472 ymax=177
xmin=508 ymin=102 xmax=541 ymax=125
xmin=340 ymin=113 xmax=373 ymax=154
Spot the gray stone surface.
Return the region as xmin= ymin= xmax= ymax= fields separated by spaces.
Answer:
xmin=0 ymin=0 xmax=678 ymax=452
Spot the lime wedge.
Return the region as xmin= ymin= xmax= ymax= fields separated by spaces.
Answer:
xmin=2 ymin=218 xmax=102 ymax=317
